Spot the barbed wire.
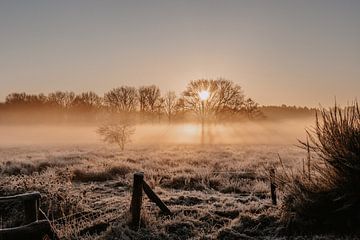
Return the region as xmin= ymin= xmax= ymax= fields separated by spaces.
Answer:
xmin=51 ymin=197 xmax=128 ymax=239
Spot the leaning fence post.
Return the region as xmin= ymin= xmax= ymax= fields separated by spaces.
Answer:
xmin=130 ymin=172 xmax=144 ymax=230
xmin=270 ymin=168 xmax=277 ymax=205
xmin=142 ymin=181 xmax=172 ymax=215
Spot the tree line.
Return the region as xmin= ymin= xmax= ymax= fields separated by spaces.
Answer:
xmin=0 ymin=79 xmax=262 ymax=123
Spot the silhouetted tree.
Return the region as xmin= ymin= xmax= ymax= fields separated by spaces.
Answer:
xmin=72 ymin=91 xmax=102 ymax=111
xmin=97 ymin=120 xmax=135 ymax=151
xmin=243 ymin=98 xmax=263 ymax=119
xmin=163 ymin=91 xmax=178 ymax=122
xmin=155 ymin=97 xmax=165 ymax=122
xmin=182 ymin=79 xmax=246 ymax=120
xmin=0 ymin=80 xmax=264 ymax=123
xmin=104 ymin=87 xmax=138 ymax=112
xmin=138 ymin=86 xmax=147 ymax=113
xmin=5 ymin=92 xmax=47 ymax=108
xmin=5 ymin=93 xmax=27 ymax=105
xmin=47 ymin=91 xmax=76 ymax=109
xmin=146 ymin=85 xmax=161 ymax=113
xmin=215 ymin=79 xmax=245 ymax=116
xmin=138 ymin=85 xmax=161 ymax=113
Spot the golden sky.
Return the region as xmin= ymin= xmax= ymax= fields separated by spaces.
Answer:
xmin=0 ymin=0 xmax=359 ymax=107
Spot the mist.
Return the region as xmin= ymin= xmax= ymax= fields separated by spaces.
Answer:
xmin=0 ymin=117 xmax=314 ymax=147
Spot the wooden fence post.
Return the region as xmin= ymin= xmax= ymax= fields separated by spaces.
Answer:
xmin=270 ymin=168 xmax=277 ymax=205
xmin=22 ymin=192 xmax=41 ymax=224
xmin=24 ymin=198 xmax=39 ymax=224
xmin=0 ymin=220 xmax=55 ymax=240
xmin=130 ymin=172 xmax=144 ymax=230
xmin=143 ymin=181 xmax=171 ymax=215
xmin=0 ymin=192 xmax=59 ymax=240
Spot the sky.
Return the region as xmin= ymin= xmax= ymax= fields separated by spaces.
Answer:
xmin=0 ymin=0 xmax=359 ymax=107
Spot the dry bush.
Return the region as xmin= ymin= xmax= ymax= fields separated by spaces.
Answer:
xmin=97 ymin=122 xmax=135 ymax=151
xmin=281 ymin=102 xmax=360 ymax=233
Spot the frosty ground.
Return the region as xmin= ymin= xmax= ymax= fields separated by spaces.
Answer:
xmin=0 ymin=143 xmax=312 ymax=239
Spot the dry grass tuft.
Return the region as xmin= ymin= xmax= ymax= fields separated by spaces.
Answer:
xmin=1 ymin=156 xmax=81 ymax=176
xmin=217 ymin=212 xmax=280 ymax=239
xmin=72 ymin=165 xmax=131 ymax=182
xmin=281 ymin=102 xmax=360 ymax=234
xmin=0 ymin=169 xmax=84 ymax=221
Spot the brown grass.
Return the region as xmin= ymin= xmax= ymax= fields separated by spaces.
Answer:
xmin=281 ymin=102 xmax=360 ymax=234
xmin=72 ymin=165 xmax=132 ymax=182
xmin=1 ymin=142 xmax=354 ymax=239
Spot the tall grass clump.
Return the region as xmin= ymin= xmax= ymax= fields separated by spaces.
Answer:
xmin=282 ymin=102 xmax=360 ymax=233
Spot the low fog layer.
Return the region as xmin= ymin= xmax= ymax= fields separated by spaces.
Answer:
xmin=0 ymin=118 xmax=314 ymax=147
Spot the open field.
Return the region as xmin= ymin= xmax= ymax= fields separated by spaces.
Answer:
xmin=1 ymin=141 xmax=305 ymax=239
xmin=1 ymin=121 xmax=355 ymax=239
xmin=1 ymin=1 xmax=359 ymax=238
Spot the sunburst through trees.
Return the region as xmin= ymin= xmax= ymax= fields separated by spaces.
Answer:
xmin=182 ymin=79 xmax=252 ymax=121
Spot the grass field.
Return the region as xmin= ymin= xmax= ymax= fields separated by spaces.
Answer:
xmin=2 ymin=116 xmax=357 ymax=240
xmin=0 ymin=143 xmax=307 ymax=239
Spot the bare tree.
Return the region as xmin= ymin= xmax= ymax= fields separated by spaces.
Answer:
xmin=215 ymin=79 xmax=244 ymax=116
xmin=97 ymin=121 xmax=135 ymax=151
xmin=5 ymin=93 xmax=27 ymax=105
xmin=104 ymin=87 xmax=138 ymax=112
xmin=138 ymin=86 xmax=147 ymax=113
xmin=163 ymin=91 xmax=178 ymax=122
xmin=243 ymin=98 xmax=263 ymax=119
xmin=138 ymin=85 xmax=161 ymax=113
xmin=155 ymin=97 xmax=165 ymax=122
xmin=6 ymin=92 xmax=48 ymax=107
xmin=2 ymin=81 xmax=261 ymax=122
xmin=72 ymin=91 xmax=102 ymax=111
xmin=182 ymin=79 xmax=246 ymax=120
xmin=47 ymin=91 xmax=76 ymax=109
xmin=146 ymin=85 xmax=161 ymax=113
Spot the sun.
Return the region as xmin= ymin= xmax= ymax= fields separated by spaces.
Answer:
xmin=198 ymin=90 xmax=210 ymax=101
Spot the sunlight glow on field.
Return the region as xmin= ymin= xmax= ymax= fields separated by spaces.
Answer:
xmin=0 ymin=118 xmax=313 ymax=146
xmin=181 ymin=124 xmax=200 ymax=136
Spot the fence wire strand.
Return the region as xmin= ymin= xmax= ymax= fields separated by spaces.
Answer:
xmin=51 ymin=197 xmax=128 ymax=239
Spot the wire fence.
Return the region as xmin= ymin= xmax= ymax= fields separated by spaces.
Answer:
xmin=51 ymin=197 xmax=128 ymax=239
xmin=50 ymin=170 xmax=268 ymax=238
xmin=0 ymin=169 xmax=277 ymax=239
xmin=0 ymin=194 xmax=128 ymax=239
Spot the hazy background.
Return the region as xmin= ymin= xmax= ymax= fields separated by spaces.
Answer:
xmin=0 ymin=118 xmax=313 ymax=147
xmin=0 ymin=0 xmax=359 ymax=107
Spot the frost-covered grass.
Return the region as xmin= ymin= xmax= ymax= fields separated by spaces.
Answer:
xmin=0 ymin=143 xmax=346 ymax=239
xmin=281 ymin=103 xmax=360 ymax=235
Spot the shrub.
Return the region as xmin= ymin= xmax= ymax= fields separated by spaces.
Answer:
xmin=282 ymin=102 xmax=360 ymax=233
xmin=97 ymin=121 xmax=135 ymax=151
